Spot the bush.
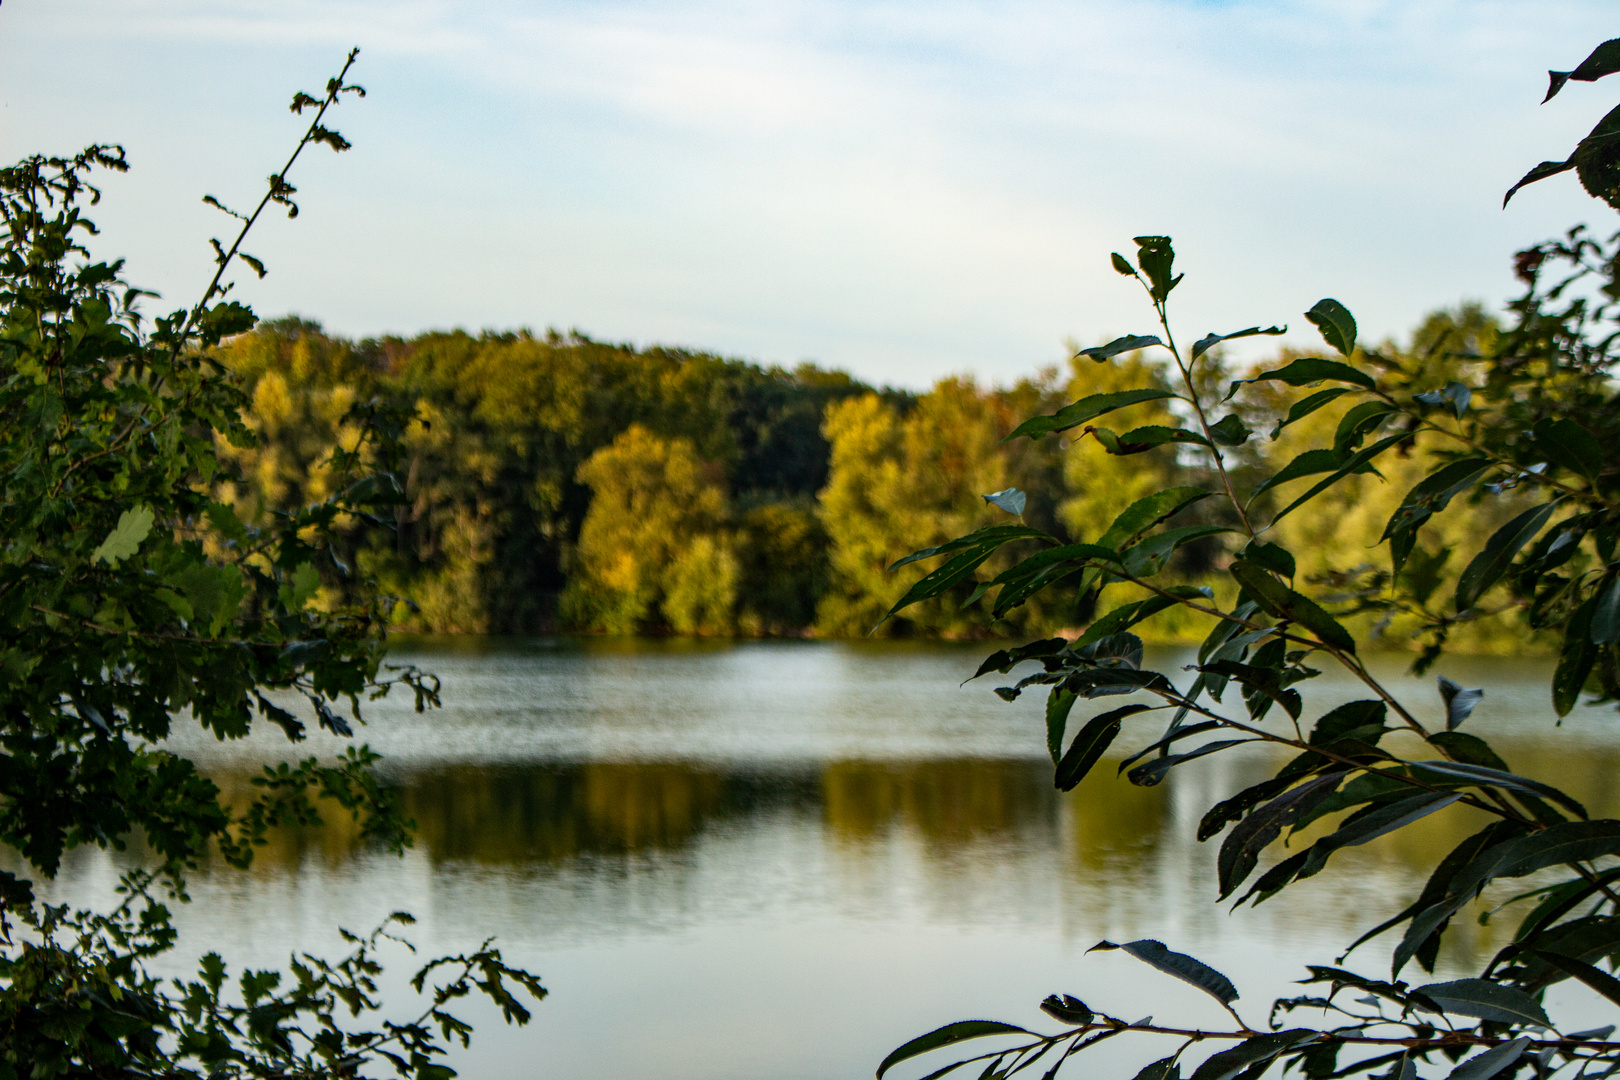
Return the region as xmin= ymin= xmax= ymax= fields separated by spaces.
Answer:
xmin=0 ymin=51 xmax=542 ymax=1076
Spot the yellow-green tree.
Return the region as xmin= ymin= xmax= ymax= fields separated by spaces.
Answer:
xmin=816 ymin=375 xmax=1066 ymax=637
xmin=561 ymin=424 xmax=731 ymax=633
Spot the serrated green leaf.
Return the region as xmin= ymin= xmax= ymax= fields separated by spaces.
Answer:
xmin=1133 ymin=236 xmax=1181 ymax=301
xmin=1190 ymin=1031 xmax=1317 ymax=1080
xmin=1045 ymin=689 xmax=1076 ymax=766
xmin=1271 ymin=432 xmax=1410 ymax=525
xmin=1305 ymin=299 xmax=1358 ymax=357
xmin=1004 ymin=388 xmax=1178 ymax=442
xmin=1230 ymin=357 xmax=1374 ymax=401
xmin=1445 ymin=1039 xmax=1530 ymax=1080
xmin=1207 ymin=414 xmax=1251 ymax=446
xmin=1040 ymin=994 xmax=1093 ymax=1025
xmin=1097 ymin=487 xmax=1212 ymax=550
xmin=1414 ymin=979 xmax=1550 ymax=1027
xmin=91 ymin=505 xmax=155 ymax=566
xmin=1229 ymin=558 xmax=1355 ymax=652
xmin=1270 ymin=387 xmax=1351 ymax=439
xmin=1554 ymin=597 xmax=1598 ymax=717
xmin=1075 ymin=334 xmax=1164 ymax=362
xmin=1192 ymin=325 xmax=1286 ymax=362
xmin=877 ymin=1020 xmax=1030 ymax=1079
xmin=1534 ymin=417 xmax=1602 ymax=478
xmin=1218 ymin=774 xmax=1343 ymax=898
xmin=1055 ymin=706 xmax=1145 ymax=790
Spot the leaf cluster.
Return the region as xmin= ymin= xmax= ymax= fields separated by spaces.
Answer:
xmin=877 ymin=53 xmax=1620 ymax=1076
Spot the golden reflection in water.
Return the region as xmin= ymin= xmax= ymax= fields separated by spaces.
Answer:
xmin=143 ymin=734 xmax=1620 ymax=975
xmin=404 ymin=763 xmax=733 ymax=862
xmin=821 ymin=760 xmax=1055 ymax=847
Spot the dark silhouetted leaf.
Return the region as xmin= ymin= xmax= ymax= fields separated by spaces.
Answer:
xmin=1111 ymin=252 xmax=1136 ymax=276
xmin=1555 ymin=597 xmax=1598 ymax=717
xmin=1505 ymin=159 xmax=1577 ymax=207
xmin=1455 ymin=501 xmax=1558 ymax=612
xmin=1310 ymin=701 xmax=1387 ymax=745
xmin=1128 ymin=740 xmax=1251 ymax=787
xmin=1396 ymin=820 xmax=1620 ymax=974
xmin=877 ymin=1020 xmax=1031 ymax=1079
xmin=1076 ymin=334 xmax=1165 ymax=362
xmin=1531 ymin=950 xmax=1620 ymax=1009
xmin=1333 ymin=400 xmax=1398 ymax=456
xmin=970 ymin=638 xmax=1068 ymax=681
xmin=1097 ymin=488 xmax=1213 ymax=549
xmin=1428 ymin=732 xmax=1507 ymax=771
xmin=1382 ymin=458 xmax=1493 ymax=548
xmin=1300 ymin=793 xmax=1463 ymax=880
xmin=1218 ymin=774 xmax=1343 ymax=898
xmin=1046 ymin=689 xmax=1076 ymax=766
xmin=1134 ymin=236 xmax=1181 ymax=301
xmin=1593 ymin=575 xmax=1620 ymax=645
xmin=1190 ymin=1030 xmax=1317 ymax=1080
xmin=889 ymin=525 xmax=1053 ymax=572
xmin=1406 ymin=760 xmax=1587 ymax=820
xmin=1250 ymin=449 xmax=1365 ymax=505
xmin=1271 ymin=433 xmax=1411 ymax=524
xmin=1231 ymin=356 xmax=1374 ymax=398
xmin=1534 ymin=417 xmax=1602 ymax=478
xmin=1118 ymin=720 xmax=1225 ymax=772
xmin=1545 ymin=39 xmax=1620 ymax=102
xmin=1192 ymin=325 xmax=1286 ymax=362
xmin=1415 ymin=979 xmax=1550 ymax=1026
xmin=1133 ymin=1057 xmax=1182 ymax=1080
xmin=1055 ymin=706 xmax=1148 ymax=790
xmin=1445 ymin=1038 xmax=1529 ymax=1080
xmin=1199 ymin=776 xmax=1296 ymax=842
xmin=1100 ymin=425 xmax=1211 ymax=454
xmin=1088 ymin=939 xmax=1238 ymax=1004
xmin=1040 ymin=994 xmax=1093 ymax=1025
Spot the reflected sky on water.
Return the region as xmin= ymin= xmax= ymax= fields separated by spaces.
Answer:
xmin=33 ymin=640 xmax=1620 ymax=1079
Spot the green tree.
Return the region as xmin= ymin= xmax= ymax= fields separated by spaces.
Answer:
xmin=0 ymin=52 xmax=541 ymax=1075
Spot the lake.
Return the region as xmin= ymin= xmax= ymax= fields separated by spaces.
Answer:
xmin=32 ymin=639 xmax=1620 ymax=1079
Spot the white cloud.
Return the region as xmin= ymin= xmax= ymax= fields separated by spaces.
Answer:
xmin=0 ymin=0 xmax=1616 ymax=387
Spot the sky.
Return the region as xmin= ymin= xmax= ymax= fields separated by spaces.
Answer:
xmin=0 ymin=0 xmax=1616 ymax=389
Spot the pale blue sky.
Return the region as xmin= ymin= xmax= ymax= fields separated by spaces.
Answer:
xmin=0 ymin=1 xmax=1615 ymax=388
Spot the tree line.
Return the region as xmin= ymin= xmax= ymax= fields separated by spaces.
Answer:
xmin=215 ymin=303 xmax=1532 ymax=651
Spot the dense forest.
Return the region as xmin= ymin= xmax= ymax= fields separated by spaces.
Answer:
xmin=215 ymin=306 xmax=1528 ymax=649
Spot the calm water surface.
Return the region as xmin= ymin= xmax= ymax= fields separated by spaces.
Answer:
xmin=35 ymin=640 xmax=1620 ymax=1079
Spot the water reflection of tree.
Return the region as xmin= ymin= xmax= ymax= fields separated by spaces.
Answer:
xmin=821 ymin=760 xmax=1056 ymax=847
